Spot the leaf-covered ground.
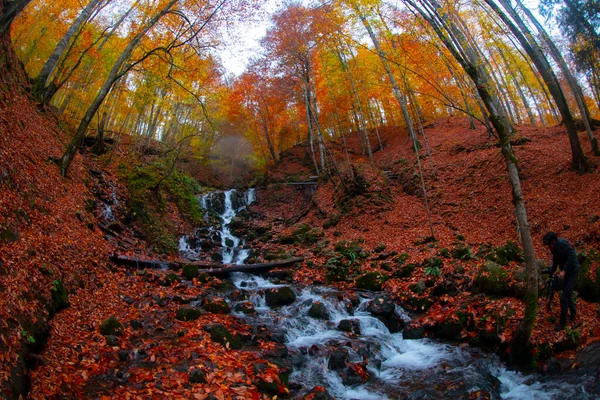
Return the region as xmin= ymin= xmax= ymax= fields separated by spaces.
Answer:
xmin=2 ymin=58 xmax=600 ymax=398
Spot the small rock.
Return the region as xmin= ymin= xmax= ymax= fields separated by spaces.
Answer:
xmin=307 ymin=302 xmax=329 ymax=320
xmin=201 ymin=298 xmax=231 ymax=314
xmin=189 ymin=369 xmax=207 ymax=384
xmin=175 ymin=306 xmax=202 ymax=321
xmin=130 ymin=320 xmax=143 ymax=330
xmin=265 ymin=287 xmax=296 ymax=307
xmin=122 ymin=296 xmax=135 ymax=305
xmin=233 ymin=301 xmax=256 ymax=314
xmin=99 ymin=316 xmax=124 ymax=336
xmin=118 ymin=350 xmax=129 ymax=362
xmin=327 ymin=348 xmax=349 ymax=371
xmin=337 ymin=319 xmax=361 ymax=335
xmin=105 ymin=335 xmax=119 ymax=346
xmin=205 ymin=324 xmax=242 ymax=349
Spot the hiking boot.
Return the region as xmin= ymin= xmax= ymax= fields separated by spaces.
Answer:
xmin=569 ymin=313 xmax=577 ymax=322
xmin=554 ymin=324 xmax=565 ymax=331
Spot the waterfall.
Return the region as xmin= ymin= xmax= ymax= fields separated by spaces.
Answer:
xmin=179 ymin=188 xmax=255 ymax=264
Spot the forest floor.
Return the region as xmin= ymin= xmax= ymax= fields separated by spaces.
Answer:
xmin=2 ymin=59 xmax=600 ymax=398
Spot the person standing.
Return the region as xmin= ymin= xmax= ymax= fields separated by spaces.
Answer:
xmin=543 ymin=232 xmax=579 ymax=331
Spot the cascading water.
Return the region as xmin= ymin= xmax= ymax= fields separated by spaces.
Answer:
xmin=179 ymin=188 xmax=255 ymax=264
xmin=227 ymin=273 xmax=597 ymax=399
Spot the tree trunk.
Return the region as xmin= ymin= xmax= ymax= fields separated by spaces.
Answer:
xmin=0 ymin=0 xmax=32 ymax=36
xmin=515 ymin=0 xmax=599 ymax=155
xmin=58 ymin=0 xmax=178 ymax=176
xmin=34 ymin=0 xmax=103 ymax=92
xmin=406 ymin=0 xmax=537 ymax=366
xmin=487 ymin=0 xmax=588 ymax=173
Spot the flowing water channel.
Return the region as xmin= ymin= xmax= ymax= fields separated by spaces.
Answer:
xmin=181 ymin=189 xmax=597 ymax=399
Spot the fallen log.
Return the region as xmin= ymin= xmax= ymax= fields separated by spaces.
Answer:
xmin=205 ymin=257 xmax=304 ymax=277
xmin=110 ymin=254 xmax=304 ymax=277
xmin=111 ymin=254 xmax=212 ymax=270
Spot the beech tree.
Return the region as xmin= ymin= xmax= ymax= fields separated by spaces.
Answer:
xmin=404 ymin=0 xmax=538 ymax=366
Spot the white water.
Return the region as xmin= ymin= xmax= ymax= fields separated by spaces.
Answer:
xmin=228 ymin=272 xmax=595 ymax=399
xmin=179 ymin=188 xmax=255 ymax=263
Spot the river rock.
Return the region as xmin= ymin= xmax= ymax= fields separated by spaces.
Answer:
xmin=327 ymin=347 xmax=349 ymax=371
xmin=201 ymin=297 xmax=230 ymax=314
xmin=342 ymin=362 xmax=369 ymax=386
xmin=253 ymin=362 xmax=289 ymax=395
xmin=402 ymin=324 xmax=426 ymax=340
xmin=303 ymin=386 xmax=334 ymax=400
xmin=175 ymin=306 xmax=202 ymax=321
xmin=205 ymin=324 xmax=242 ymax=350
xmin=233 ymin=301 xmax=256 ymax=314
xmin=265 ymin=287 xmax=296 ymax=307
xmin=307 ymin=301 xmax=329 ymax=320
xmin=368 ymin=296 xmax=395 ymax=316
xmin=337 ymin=319 xmax=361 ymax=335
xmin=100 ymin=316 xmax=124 ymax=336
xmin=575 ymin=341 xmax=600 ymax=369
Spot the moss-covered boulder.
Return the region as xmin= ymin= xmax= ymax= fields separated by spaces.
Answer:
xmin=452 ymin=244 xmax=475 ymax=260
xmin=197 ymin=272 xmax=212 ymax=284
xmin=50 ymin=279 xmax=70 ymax=313
xmin=201 ymin=298 xmax=230 ymax=314
xmin=206 ymin=324 xmax=242 ymax=349
xmin=307 ymin=301 xmax=329 ymax=320
xmin=472 ymin=261 xmax=511 ymax=297
xmin=182 ymin=264 xmax=199 ymax=280
xmin=99 ymin=316 xmax=124 ymax=336
xmin=175 ymin=306 xmax=202 ymax=321
xmin=395 ymin=263 xmax=416 ymax=278
xmin=402 ymin=324 xmax=426 ymax=340
xmin=355 ymin=272 xmax=387 ymax=291
xmin=265 ymin=287 xmax=296 ymax=307
xmin=576 ymin=250 xmax=600 ymax=302
xmin=254 ymin=362 xmax=289 ymax=395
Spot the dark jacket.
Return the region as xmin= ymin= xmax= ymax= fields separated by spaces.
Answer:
xmin=550 ymin=238 xmax=579 ymax=277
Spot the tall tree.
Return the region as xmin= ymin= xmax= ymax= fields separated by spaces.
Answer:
xmin=405 ymin=0 xmax=538 ymax=366
xmin=0 ymin=0 xmax=31 ymax=36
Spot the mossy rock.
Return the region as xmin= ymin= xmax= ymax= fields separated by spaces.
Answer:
xmin=452 ymin=244 xmax=475 ymax=260
xmin=355 ymin=272 xmax=387 ymax=291
xmin=395 ymin=263 xmax=416 ymax=278
xmin=197 ymin=272 xmax=212 ymax=284
xmin=434 ymin=319 xmax=462 ymax=341
xmin=424 ymin=257 xmax=443 ymax=269
xmin=100 ymin=316 xmax=124 ymax=336
xmin=402 ymin=324 xmax=426 ymax=340
xmin=182 ymin=265 xmax=199 ymax=280
xmin=307 ymin=301 xmax=329 ymax=320
xmin=164 ymin=273 xmax=181 ymax=286
xmin=210 ymin=252 xmax=223 ymax=262
xmin=437 ymin=248 xmax=451 ymax=258
xmin=175 ymin=306 xmax=202 ymax=321
xmin=201 ymin=298 xmax=230 ymax=314
xmin=367 ymin=296 xmax=396 ymax=317
xmin=576 ymin=251 xmax=600 ymax=302
xmin=214 ymin=280 xmax=236 ymax=291
xmin=405 ymin=296 xmax=433 ymax=312
xmin=374 ymin=243 xmax=386 ymax=253
xmin=254 ymin=362 xmax=289 ymax=395
xmin=472 ymin=261 xmax=513 ymax=297
xmin=206 ymin=324 xmax=241 ymax=350
xmin=50 ymin=280 xmax=70 ymax=313
xmin=337 ymin=319 xmax=361 ymax=334
xmin=265 ymin=287 xmax=296 ymax=307
xmin=485 ymin=240 xmax=524 ymax=266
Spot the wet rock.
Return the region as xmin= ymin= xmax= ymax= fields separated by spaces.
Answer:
xmin=233 ymin=301 xmax=256 ymax=314
xmin=403 ymin=324 xmax=426 ymax=340
xmin=105 ymin=335 xmax=119 ymax=346
xmin=214 ymin=280 xmax=236 ymax=291
xmin=201 ymin=298 xmax=230 ymax=314
xmin=100 ymin=316 xmax=124 ymax=336
xmin=261 ymin=343 xmax=288 ymax=359
xmin=189 ymin=369 xmax=207 ymax=384
xmin=307 ymin=301 xmax=329 ymax=320
xmin=229 ymin=289 xmax=249 ymax=301
xmin=342 ymin=362 xmax=369 ymax=386
xmin=197 ymin=272 xmax=212 ymax=284
xmin=327 ymin=348 xmax=349 ymax=371
xmin=432 ymin=280 xmax=459 ymax=297
xmin=50 ymin=279 xmax=70 ymax=313
xmin=355 ymin=272 xmax=387 ymax=291
xmin=211 ymin=252 xmax=223 ymax=263
xmin=303 ymin=386 xmax=334 ymax=400
xmin=265 ymin=287 xmax=296 ymax=307
xmin=266 ymin=270 xmax=294 ymax=282
xmin=175 ymin=306 xmax=202 ymax=321
xmin=368 ymin=296 xmax=395 ymax=317
xmin=254 ymin=362 xmax=289 ymax=395
xmin=182 ymin=264 xmax=199 ymax=280
xmin=205 ymin=324 xmax=242 ymax=350
xmin=337 ymin=319 xmax=361 ymax=335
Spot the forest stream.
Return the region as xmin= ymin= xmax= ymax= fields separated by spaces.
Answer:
xmin=172 ymin=189 xmax=599 ymax=399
